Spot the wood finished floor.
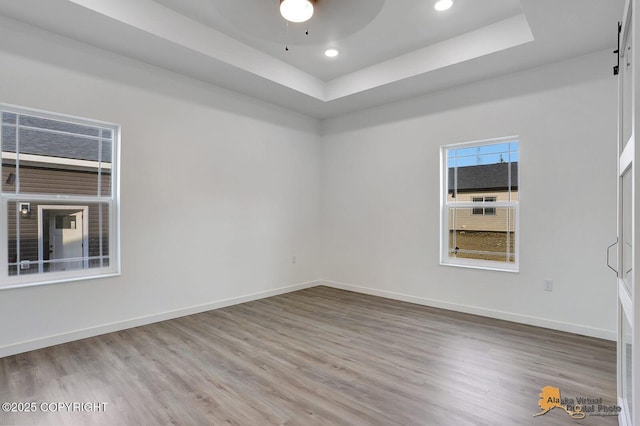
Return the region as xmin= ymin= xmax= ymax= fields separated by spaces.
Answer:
xmin=0 ymin=286 xmax=617 ymax=425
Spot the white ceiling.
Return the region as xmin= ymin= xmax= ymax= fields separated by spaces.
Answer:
xmin=0 ymin=0 xmax=625 ymax=119
xmin=152 ymin=0 xmax=525 ymax=81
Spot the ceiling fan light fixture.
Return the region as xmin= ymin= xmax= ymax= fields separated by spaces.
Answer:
xmin=280 ymin=0 xmax=315 ymax=23
xmin=434 ymin=0 xmax=453 ymax=11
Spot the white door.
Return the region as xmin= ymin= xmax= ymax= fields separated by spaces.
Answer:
xmin=50 ymin=211 xmax=84 ymax=271
xmin=617 ymin=1 xmax=639 ymax=424
xmin=38 ymin=205 xmax=89 ymax=273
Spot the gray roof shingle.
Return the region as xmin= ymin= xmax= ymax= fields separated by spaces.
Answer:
xmin=448 ymin=163 xmax=518 ymax=193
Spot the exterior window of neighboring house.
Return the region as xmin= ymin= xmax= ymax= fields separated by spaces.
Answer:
xmin=472 ymin=196 xmax=497 ymax=216
xmin=1 ymin=104 xmax=120 ymax=288
xmin=441 ymin=138 xmax=519 ymax=272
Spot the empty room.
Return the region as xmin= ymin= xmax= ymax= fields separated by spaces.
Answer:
xmin=0 ymin=0 xmax=638 ymax=425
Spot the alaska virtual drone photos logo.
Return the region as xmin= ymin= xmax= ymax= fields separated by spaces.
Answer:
xmin=534 ymin=386 xmax=621 ymax=419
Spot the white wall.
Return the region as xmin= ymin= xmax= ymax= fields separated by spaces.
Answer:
xmin=320 ymin=49 xmax=618 ymax=339
xmin=0 ymin=19 xmax=321 ymax=356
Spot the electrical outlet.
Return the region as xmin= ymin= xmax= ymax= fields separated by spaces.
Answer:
xmin=292 ymin=256 xmax=297 ymax=264
xmin=544 ymin=279 xmax=553 ymax=292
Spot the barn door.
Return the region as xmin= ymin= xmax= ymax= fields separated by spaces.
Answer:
xmin=617 ymin=1 xmax=639 ymax=424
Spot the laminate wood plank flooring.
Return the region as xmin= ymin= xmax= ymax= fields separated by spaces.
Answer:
xmin=0 ymin=286 xmax=617 ymax=425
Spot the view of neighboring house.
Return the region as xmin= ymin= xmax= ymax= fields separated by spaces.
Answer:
xmin=447 ymin=162 xmax=518 ymax=262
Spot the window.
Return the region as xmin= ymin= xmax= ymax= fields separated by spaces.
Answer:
xmin=441 ymin=138 xmax=519 ymax=271
xmin=1 ymin=104 xmax=120 ymax=288
xmin=472 ymin=196 xmax=497 ymax=216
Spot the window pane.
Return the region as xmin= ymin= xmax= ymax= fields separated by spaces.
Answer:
xmin=3 ymin=112 xmax=114 ymax=196
xmin=88 ymin=202 xmax=110 ymax=268
xmin=2 ymin=123 xmax=16 ymax=148
xmin=2 ymin=111 xmax=17 ymax=125
xmin=13 ymin=127 xmax=100 ymax=161
xmin=2 ymin=125 xmax=17 ymax=194
xmin=2 ymin=162 xmax=16 ymax=194
xmin=622 ymin=314 xmax=633 ymax=419
xmin=448 ymin=206 xmax=516 ymax=263
xmin=18 ymin=166 xmax=106 ymax=196
xmin=7 ymin=201 xmax=110 ymax=275
xmin=447 ymin=142 xmax=519 ymax=201
xmin=448 ymin=142 xmax=519 ymax=168
xmin=7 ymin=201 xmax=38 ymax=276
xmin=18 ymin=115 xmax=101 ymax=137
xmin=99 ymin=137 xmax=113 ymax=196
xmin=100 ymin=136 xmax=112 ymax=163
xmin=622 ymin=167 xmax=633 ymax=294
xmin=622 ymin=35 xmax=633 ymax=150
xmin=448 ymin=162 xmax=518 ymax=194
xmin=7 ymin=201 xmax=17 ymax=276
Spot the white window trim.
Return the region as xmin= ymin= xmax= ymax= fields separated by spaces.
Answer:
xmin=439 ymin=136 xmax=520 ymax=273
xmin=0 ymin=103 xmax=121 ymax=290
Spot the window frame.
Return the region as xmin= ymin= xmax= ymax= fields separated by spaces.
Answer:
xmin=440 ymin=136 xmax=519 ymax=273
xmin=0 ymin=103 xmax=120 ymax=289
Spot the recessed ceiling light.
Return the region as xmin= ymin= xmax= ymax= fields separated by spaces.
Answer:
xmin=324 ymin=49 xmax=339 ymax=58
xmin=434 ymin=0 xmax=453 ymax=11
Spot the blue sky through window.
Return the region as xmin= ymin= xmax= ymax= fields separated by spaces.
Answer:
xmin=447 ymin=141 xmax=519 ymax=168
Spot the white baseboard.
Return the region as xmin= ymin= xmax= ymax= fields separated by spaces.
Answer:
xmin=0 ymin=280 xmax=320 ymax=358
xmin=321 ymin=280 xmax=616 ymax=341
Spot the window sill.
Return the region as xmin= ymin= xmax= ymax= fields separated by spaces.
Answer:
xmin=440 ymin=260 xmax=519 ymax=273
xmin=0 ymin=269 xmax=120 ymax=291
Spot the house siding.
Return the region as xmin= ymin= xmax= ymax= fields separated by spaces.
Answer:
xmin=447 ymin=190 xmax=518 ymax=232
xmin=2 ymin=164 xmax=111 ymax=196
